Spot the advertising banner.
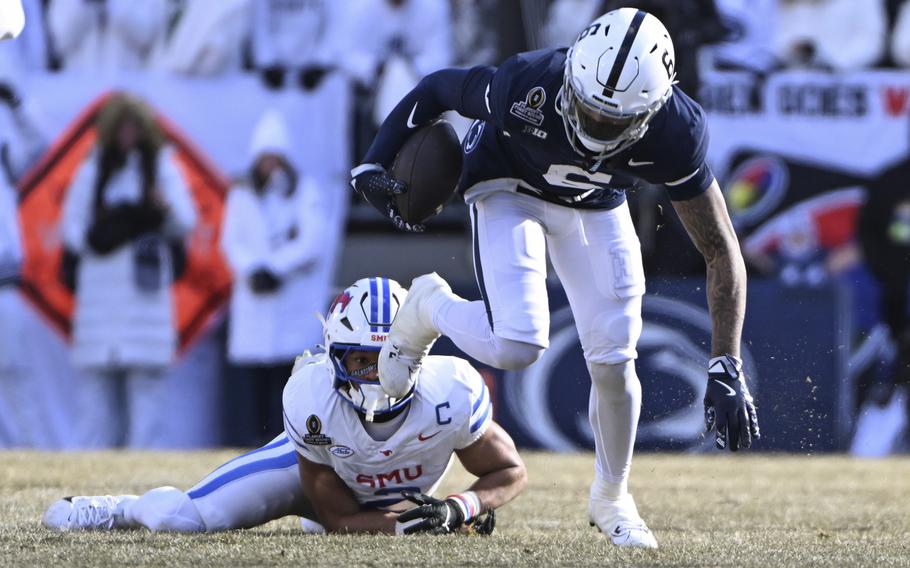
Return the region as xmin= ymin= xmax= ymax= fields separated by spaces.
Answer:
xmin=439 ymin=278 xmax=852 ymax=453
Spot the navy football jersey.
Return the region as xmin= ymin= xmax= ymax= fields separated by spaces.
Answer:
xmin=362 ymin=48 xmax=714 ymax=210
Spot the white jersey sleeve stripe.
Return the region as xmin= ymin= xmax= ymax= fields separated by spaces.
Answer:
xmin=469 ymin=400 xmax=492 ymax=434
xmin=471 ymin=382 xmax=489 ymax=417
xmin=283 ymin=410 xmax=308 ymax=451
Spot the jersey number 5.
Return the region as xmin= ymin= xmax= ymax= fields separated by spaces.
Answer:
xmin=543 ymin=164 xmax=613 ymax=191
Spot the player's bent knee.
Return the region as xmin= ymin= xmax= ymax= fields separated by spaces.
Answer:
xmin=588 ymin=360 xmax=639 ymax=394
xmin=491 ymin=337 xmax=545 ymax=370
xmin=581 ymin=313 xmax=642 ymax=365
xmin=135 ymin=487 xmax=206 ymax=533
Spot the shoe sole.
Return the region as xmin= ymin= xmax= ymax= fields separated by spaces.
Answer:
xmin=387 ymin=274 xmax=446 ymax=350
xmin=378 ymin=274 xmax=447 ymax=397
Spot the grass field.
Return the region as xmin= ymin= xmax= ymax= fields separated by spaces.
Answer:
xmin=1 ymin=451 xmax=908 ymax=567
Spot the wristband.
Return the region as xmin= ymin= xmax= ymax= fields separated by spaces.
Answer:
xmin=446 ymin=491 xmax=480 ymax=523
xmin=708 ymin=354 xmax=742 ymax=378
xmin=350 ymin=163 xmax=384 ymax=178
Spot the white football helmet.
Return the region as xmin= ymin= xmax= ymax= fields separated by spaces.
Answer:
xmin=324 ymin=277 xmax=412 ymax=421
xmin=558 ymin=8 xmax=676 ymax=160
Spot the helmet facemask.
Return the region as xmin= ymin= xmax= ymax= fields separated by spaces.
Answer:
xmin=329 ymin=343 xmax=410 ymax=422
xmin=323 ymin=277 xmax=412 ymax=422
xmin=558 ymin=52 xmax=669 ymax=162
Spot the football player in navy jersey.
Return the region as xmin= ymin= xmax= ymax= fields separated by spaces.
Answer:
xmin=352 ymin=8 xmax=759 ymax=549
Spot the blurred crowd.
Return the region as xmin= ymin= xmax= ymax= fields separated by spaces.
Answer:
xmin=0 ymin=0 xmax=908 ymax=452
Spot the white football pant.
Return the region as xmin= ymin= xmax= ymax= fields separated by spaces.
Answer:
xmin=122 ymin=433 xmax=314 ymax=532
xmin=435 ymin=183 xmax=645 ymax=492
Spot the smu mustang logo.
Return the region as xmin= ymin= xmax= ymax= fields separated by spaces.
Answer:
xmin=356 ymin=466 xmax=423 ymax=489
xmin=329 ymin=291 xmax=353 ymax=314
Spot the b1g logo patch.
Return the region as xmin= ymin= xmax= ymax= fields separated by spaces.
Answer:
xmin=329 ymin=445 xmax=355 ymax=458
xmin=303 ymin=414 xmax=332 ymax=445
xmin=510 ymin=86 xmax=547 ymax=126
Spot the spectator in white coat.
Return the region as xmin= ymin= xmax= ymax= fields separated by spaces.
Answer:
xmin=0 ymin=0 xmax=48 ymax=74
xmin=46 ymin=0 xmax=170 ymax=73
xmin=0 ymin=80 xmax=67 ymax=449
xmin=890 ymin=0 xmax=910 ymax=67
xmin=0 ymin=80 xmax=47 ymax=184
xmin=220 ymin=109 xmax=329 ymax=446
xmin=707 ymin=0 xmax=779 ymax=73
xmin=251 ymin=0 xmax=347 ymax=91
xmin=147 ymin=0 xmax=251 ymax=77
xmin=346 ymin=0 xmax=453 ymax=125
xmin=0 ymin=142 xmax=24 ymax=446
xmin=60 ymin=93 xmax=196 ymax=448
xmin=775 ymin=0 xmax=887 ymax=71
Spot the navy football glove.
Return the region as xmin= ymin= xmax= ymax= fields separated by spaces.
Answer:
xmin=350 ymin=164 xmax=424 ymax=232
xmin=395 ymin=492 xmax=465 ymax=535
xmin=704 ymin=355 xmax=760 ymax=451
xmin=466 ymin=509 xmax=496 ymax=536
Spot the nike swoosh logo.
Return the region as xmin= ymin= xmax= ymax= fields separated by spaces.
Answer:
xmin=627 ymin=159 xmax=654 ymax=167
xmin=417 ymin=431 xmax=440 ymax=441
xmin=713 ymin=379 xmax=737 ymax=397
xmin=406 ymin=102 xmax=419 ymax=129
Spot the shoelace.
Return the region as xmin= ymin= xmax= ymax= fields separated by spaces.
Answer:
xmin=73 ymin=499 xmax=113 ymax=529
xmin=614 ymin=520 xmax=650 ymax=534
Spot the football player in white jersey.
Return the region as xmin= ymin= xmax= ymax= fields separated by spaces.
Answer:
xmin=42 ymin=277 xmax=526 ymax=535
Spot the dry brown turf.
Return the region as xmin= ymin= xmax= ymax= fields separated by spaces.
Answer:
xmin=1 ymin=451 xmax=908 ymax=567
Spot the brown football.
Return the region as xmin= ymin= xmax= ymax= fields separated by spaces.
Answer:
xmin=390 ymin=119 xmax=463 ymax=225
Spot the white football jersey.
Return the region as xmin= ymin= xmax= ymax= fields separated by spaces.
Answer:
xmin=282 ymin=354 xmax=492 ymax=509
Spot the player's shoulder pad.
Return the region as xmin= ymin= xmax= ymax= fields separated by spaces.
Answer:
xmin=282 ymin=353 xmax=335 ymax=430
xmin=418 ymin=356 xmax=487 ymax=416
xmin=642 ymin=86 xmax=710 ymax=170
xmin=490 ymin=47 xmax=567 ymax=123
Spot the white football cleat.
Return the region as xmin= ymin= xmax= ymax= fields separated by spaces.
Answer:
xmin=42 ymin=495 xmax=137 ymax=531
xmin=299 ymin=517 xmax=326 ymax=534
xmin=378 ymin=273 xmax=451 ymax=398
xmin=589 ymin=493 xmax=658 ymax=549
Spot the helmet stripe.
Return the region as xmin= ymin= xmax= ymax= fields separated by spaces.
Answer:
xmin=604 ymin=9 xmax=647 ymax=93
xmin=381 ymin=278 xmax=391 ymax=331
xmin=369 ymin=277 xmax=379 ymax=332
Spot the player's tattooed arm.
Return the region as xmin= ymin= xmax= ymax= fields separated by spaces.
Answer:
xmin=296 ymin=454 xmax=399 ymax=534
xmin=671 ymin=180 xmax=747 ymax=358
xmin=454 ymin=423 xmax=527 ymax=513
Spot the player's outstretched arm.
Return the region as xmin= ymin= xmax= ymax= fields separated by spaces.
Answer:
xmin=671 ymin=180 xmax=746 ymax=358
xmin=672 ymin=180 xmax=760 ymax=451
xmin=296 ymin=454 xmax=398 ymax=534
xmin=455 ymin=422 xmax=527 ymax=512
